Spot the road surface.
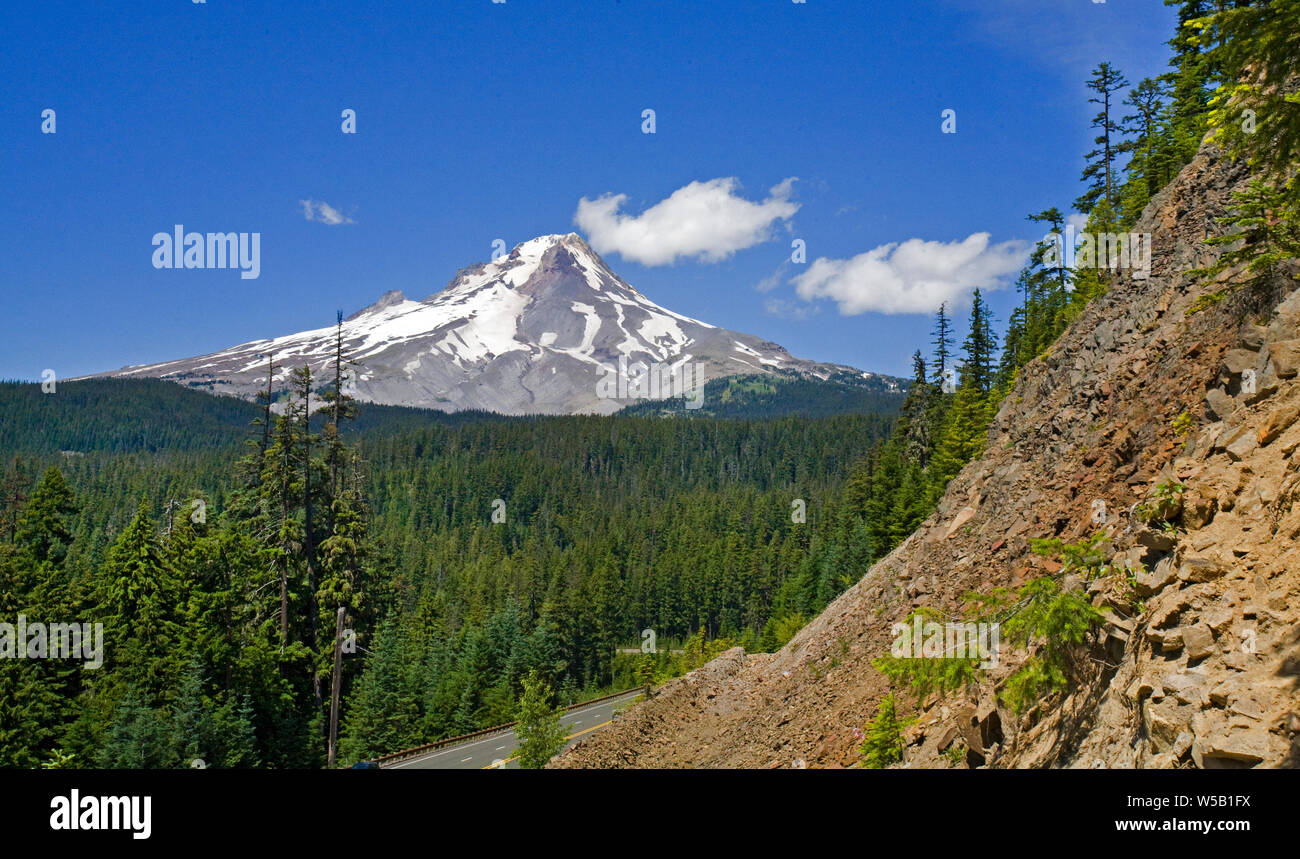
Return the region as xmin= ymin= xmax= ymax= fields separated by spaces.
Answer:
xmin=384 ymin=689 xmax=642 ymax=769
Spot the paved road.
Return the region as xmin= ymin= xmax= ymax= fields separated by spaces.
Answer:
xmin=384 ymin=689 xmax=642 ymax=769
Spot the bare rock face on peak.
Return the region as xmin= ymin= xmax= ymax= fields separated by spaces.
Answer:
xmin=89 ymin=233 xmax=877 ymax=415
xmin=346 ymin=289 xmax=406 ymax=320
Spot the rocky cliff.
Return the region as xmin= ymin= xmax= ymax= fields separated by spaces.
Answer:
xmin=552 ymin=144 xmax=1300 ymax=769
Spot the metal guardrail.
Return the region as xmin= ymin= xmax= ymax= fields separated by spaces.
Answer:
xmin=375 ymin=686 xmax=647 ymax=766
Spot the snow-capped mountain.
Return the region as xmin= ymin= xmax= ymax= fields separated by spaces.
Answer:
xmin=92 ymin=233 xmax=882 ymax=415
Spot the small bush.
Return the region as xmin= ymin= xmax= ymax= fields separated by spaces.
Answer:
xmin=859 ymin=694 xmax=912 ymax=769
xmin=999 ymin=576 xmax=1105 ymax=714
xmin=1134 ymin=479 xmax=1185 ymax=525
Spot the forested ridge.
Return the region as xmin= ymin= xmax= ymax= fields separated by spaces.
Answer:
xmin=0 ymin=287 xmax=1016 ymax=766
xmin=0 ymin=369 xmax=907 ymax=766
xmin=615 ymin=370 xmax=905 ymax=419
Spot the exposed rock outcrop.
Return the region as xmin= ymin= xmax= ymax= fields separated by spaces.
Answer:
xmin=552 ymin=144 xmax=1300 ymax=770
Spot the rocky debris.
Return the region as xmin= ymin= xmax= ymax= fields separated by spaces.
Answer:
xmin=552 ymin=144 xmax=1300 ymax=770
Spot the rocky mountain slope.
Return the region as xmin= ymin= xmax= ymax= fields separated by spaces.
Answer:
xmin=86 ymin=234 xmax=885 ymax=415
xmin=553 ymin=144 xmax=1299 ymax=769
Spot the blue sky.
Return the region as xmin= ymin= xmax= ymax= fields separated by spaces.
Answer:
xmin=0 ymin=0 xmax=1178 ymax=382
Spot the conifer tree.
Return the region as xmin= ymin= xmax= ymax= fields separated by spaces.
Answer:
xmin=0 ymin=457 xmax=28 ymax=544
xmin=263 ymin=408 xmax=303 ymax=646
xmin=288 ymin=365 xmax=325 ymax=706
xmin=896 ymin=351 xmax=934 ymax=467
xmin=930 ymin=302 xmax=954 ymax=382
xmin=212 ymin=694 xmax=260 ymax=768
xmin=1027 ymin=207 xmax=1071 ymax=302
xmin=15 ymin=467 xmax=77 ymax=566
xmin=97 ymin=688 xmax=171 ymax=768
xmin=0 ymin=467 xmax=82 ymax=766
xmin=169 ymin=658 xmax=210 ymax=767
xmin=230 ymin=354 xmax=276 ymax=518
xmin=337 ymin=621 xmax=416 ymax=763
xmin=859 ymin=693 xmax=910 ymax=769
xmin=1161 ymin=0 xmax=1215 ymax=168
xmin=321 ymin=311 xmax=359 ymax=500
xmin=1075 ymin=63 xmax=1132 ymax=224
xmin=1119 ymin=78 xmax=1171 ymax=222
xmin=1196 ymin=0 xmax=1300 ymax=205
xmin=97 ymin=500 xmax=182 ymax=703
xmin=929 ymin=378 xmax=994 ymax=497
xmin=1196 ymin=177 xmax=1300 ymax=284
xmin=959 ymin=289 xmax=996 ymax=397
xmin=930 ymin=293 xmax=997 ymax=495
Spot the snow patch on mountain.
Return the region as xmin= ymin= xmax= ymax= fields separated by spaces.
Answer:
xmin=87 ymin=232 xmax=883 ymax=415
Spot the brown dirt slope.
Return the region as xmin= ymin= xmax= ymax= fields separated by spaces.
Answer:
xmin=552 ymin=144 xmax=1300 ymax=769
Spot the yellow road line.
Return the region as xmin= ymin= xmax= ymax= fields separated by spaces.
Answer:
xmin=567 ymin=719 xmax=611 ymax=739
xmin=481 ymin=719 xmax=613 ymax=769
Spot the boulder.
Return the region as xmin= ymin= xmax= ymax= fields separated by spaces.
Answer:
xmin=1125 ymin=677 xmax=1155 ymax=703
xmin=1137 ymin=529 xmax=1177 ymax=552
xmin=1222 ymin=348 xmax=1258 ymax=375
xmin=1205 ymin=387 xmax=1235 ymax=421
xmin=1223 ymin=424 xmax=1258 ymax=461
xmin=1201 ymin=605 xmax=1233 ymax=633
xmin=1143 ymin=698 xmax=1185 ymax=749
xmin=1258 ymin=398 xmax=1300 ymax=446
xmin=1243 ymin=365 xmax=1281 ymax=404
xmin=1193 ymin=728 xmax=1271 ymax=767
xmin=1179 ymin=556 xmax=1226 ymax=583
xmin=1181 ymin=624 xmax=1215 ymax=661
xmin=1161 ymin=671 xmax=1206 ymax=706
xmin=1135 ymin=556 xmax=1178 ymax=596
xmin=1266 ymin=311 xmax=1300 ymax=343
xmin=1239 ymin=324 xmax=1268 ymax=350
xmin=945 ymin=505 xmax=976 ymax=539
xmin=1182 ymin=490 xmax=1217 ymax=529
xmin=1267 ymin=339 xmax=1300 ymax=378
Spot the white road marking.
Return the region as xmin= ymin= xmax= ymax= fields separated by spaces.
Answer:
xmin=386 ymin=690 xmax=641 ymax=768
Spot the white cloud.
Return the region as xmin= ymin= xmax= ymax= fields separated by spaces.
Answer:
xmin=574 ymin=177 xmax=799 ymax=266
xmin=755 ymin=262 xmax=790 ymax=294
xmin=299 ymin=199 xmax=355 ymax=226
xmin=790 ymin=233 xmax=1028 ymax=316
xmin=764 ymin=297 xmax=818 ymax=320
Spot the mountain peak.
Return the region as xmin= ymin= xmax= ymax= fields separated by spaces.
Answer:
xmin=512 ymin=232 xmax=588 ymax=256
xmin=432 ymin=231 xmax=616 ymax=302
xmin=347 ymin=289 xmax=407 ymax=320
xmin=91 ymin=232 xmax=871 ymax=416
